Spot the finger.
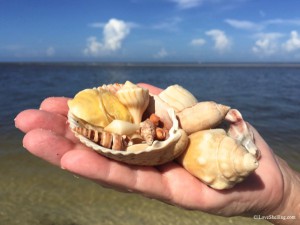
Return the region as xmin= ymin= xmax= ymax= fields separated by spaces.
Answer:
xmin=23 ymin=128 xmax=83 ymax=166
xmin=40 ymin=97 xmax=70 ymax=116
xmin=250 ymin=124 xmax=274 ymax=156
xmin=15 ymin=109 xmax=68 ymax=134
xmin=249 ymin=124 xmax=280 ymax=169
xmin=248 ymin=125 xmax=284 ymax=202
xmin=138 ymin=83 xmax=162 ymax=95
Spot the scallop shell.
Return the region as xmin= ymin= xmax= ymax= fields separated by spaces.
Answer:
xmin=177 ymin=129 xmax=259 ymax=190
xmin=68 ymin=107 xmax=189 ymax=166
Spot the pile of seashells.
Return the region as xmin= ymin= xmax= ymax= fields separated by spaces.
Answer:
xmin=68 ymin=81 xmax=260 ymax=190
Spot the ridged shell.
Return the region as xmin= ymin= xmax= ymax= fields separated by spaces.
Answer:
xmin=116 ymin=81 xmax=149 ymax=125
xmin=177 ymin=129 xmax=259 ymax=190
xmin=158 ymin=85 xmax=198 ymax=112
xmin=68 ymin=108 xmax=189 ymax=166
xmin=71 ymin=125 xmax=126 ymax=150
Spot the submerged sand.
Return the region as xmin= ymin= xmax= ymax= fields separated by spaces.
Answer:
xmin=1 ymin=148 xmax=271 ymax=225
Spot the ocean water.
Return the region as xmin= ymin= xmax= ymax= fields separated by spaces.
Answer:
xmin=1 ymin=63 xmax=300 ymax=225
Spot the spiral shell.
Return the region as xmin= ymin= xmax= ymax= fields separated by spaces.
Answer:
xmin=154 ymin=85 xmax=230 ymax=134
xmin=178 ymin=129 xmax=259 ymax=190
xmin=158 ymin=84 xmax=198 ymax=112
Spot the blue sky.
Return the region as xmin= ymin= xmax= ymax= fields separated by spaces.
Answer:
xmin=2 ymin=0 xmax=300 ymax=62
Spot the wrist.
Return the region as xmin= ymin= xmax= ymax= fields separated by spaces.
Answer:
xmin=265 ymin=156 xmax=300 ymax=225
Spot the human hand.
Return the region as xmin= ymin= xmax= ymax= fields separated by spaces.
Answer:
xmin=15 ymin=83 xmax=298 ymax=224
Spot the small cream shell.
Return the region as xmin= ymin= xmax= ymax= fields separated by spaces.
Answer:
xmin=104 ymin=120 xmax=139 ymax=136
xmin=177 ymin=101 xmax=230 ymax=135
xmin=158 ymin=85 xmax=198 ymax=112
xmin=116 ymin=81 xmax=150 ymax=125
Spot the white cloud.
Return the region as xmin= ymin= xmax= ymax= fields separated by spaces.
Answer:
xmin=84 ymin=37 xmax=103 ymax=56
xmin=190 ymin=38 xmax=206 ymax=46
xmin=152 ymin=17 xmax=182 ymax=31
xmin=252 ymin=32 xmax=284 ymax=55
xmin=169 ymin=0 xmax=247 ymax=10
xmin=206 ymin=29 xmax=231 ymax=52
xmin=264 ymin=19 xmax=300 ymax=26
xmin=225 ymin=19 xmax=262 ymax=31
xmin=282 ymin=30 xmax=300 ymax=52
xmin=46 ymin=47 xmax=55 ymax=56
xmin=170 ymin=0 xmax=203 ymax=9
xmin=84 ymin=18 xmax=132 ymax=56
xmin=226 ymin=18 xmax=300 ymax=31
xmin=153 ymin=48 xmax=168 ymax=58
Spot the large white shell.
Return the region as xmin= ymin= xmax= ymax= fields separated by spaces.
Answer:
xmin=178 ymin=129 xmax=259 ymax=190
xmin=68 ymin=109 xmax=189 ymax=166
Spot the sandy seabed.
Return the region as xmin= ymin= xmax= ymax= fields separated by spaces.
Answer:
xmin=0 ymin=148 xmax=272 ymax=225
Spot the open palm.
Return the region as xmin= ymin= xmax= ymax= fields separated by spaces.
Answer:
xmin=15 ymin=84 xmax=284 ymax=218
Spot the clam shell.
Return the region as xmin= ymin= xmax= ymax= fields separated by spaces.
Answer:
xmin=68 ymin=109 xmax=189 ymax=166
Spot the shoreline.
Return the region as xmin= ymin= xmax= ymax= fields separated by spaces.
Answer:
xmin=1 ymin=61 xmax=300 ymax=68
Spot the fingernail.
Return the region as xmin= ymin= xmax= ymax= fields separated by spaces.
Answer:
xmin=14 ymin=117 xmax=20 ymax=129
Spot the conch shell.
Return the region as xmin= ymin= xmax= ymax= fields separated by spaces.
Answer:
xmin=178 ymin=129 xmax=259 ymax=190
